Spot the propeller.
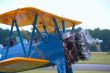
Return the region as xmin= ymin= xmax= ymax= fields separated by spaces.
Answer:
xmin=85 ymin=30 xmax=103 ymax=52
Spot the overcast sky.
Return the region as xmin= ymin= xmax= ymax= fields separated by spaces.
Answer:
xmin=0 ymin=0 xmax=110 ymax=30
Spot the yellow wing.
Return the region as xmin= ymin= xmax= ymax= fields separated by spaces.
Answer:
xmin=0 ymin=57 xmax=49 ymax=72
xmin=0 ymin=7 xmax=81 ymax=32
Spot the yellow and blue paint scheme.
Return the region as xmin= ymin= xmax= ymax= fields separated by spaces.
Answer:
xmin=0 ymin=7 xmax=81 ymax=73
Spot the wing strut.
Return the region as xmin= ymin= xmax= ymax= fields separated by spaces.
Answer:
xmin=53 ymin=18 xmax=62 ymax=39
xmin=28 ymin=14 xmax=38 ymax=57
xmin=5 ymin=20 xmax=14 ymax=59
xmin=62 ymin=21 xmax=66 ymax=33
xmin=71 ymin=25 xmax=75 ymax=34
xmin=28 ymin=14 xmax=44 ymax=57
xmin=5 ymin=20 xmax=27 ymax=59
xmin=43 ymin=26 xmax=48 ymax=35
xmin=14 ymin=20 xmax=27 ymax=56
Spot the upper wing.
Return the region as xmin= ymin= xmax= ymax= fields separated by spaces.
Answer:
xmin=0 ymin=57 xmax=49 ymax=72
xmin=0 ymin=7 xmax=81 ymax=32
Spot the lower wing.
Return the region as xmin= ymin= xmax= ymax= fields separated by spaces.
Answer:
xmin=0 ymin=57 xmax=49 ymax=72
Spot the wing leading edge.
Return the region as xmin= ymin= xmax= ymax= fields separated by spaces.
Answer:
xmin=0 ymin=57 xmax=49 ymax=72
xmin=0 ymin=7 xmax=81 ymax=32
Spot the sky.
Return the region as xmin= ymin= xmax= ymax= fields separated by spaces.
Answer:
xmin=0 ymin=0 xmax=110 ymax=30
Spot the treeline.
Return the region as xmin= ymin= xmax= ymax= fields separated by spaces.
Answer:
xmin=0 ymin=28 xmax=110 ymax=52
xmin=88 ymin=28 xmax=110 ymax=52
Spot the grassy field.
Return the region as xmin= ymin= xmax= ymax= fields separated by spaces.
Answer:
xmin=19 ymin=52 xmax=110 ymax=73
xmin=19 ymin=69 xmax=110 ymax=73
xmin=75 ymin=71 xmax=110 ymax=73
xmin=78 ymin=52 xmax=110 ymax=64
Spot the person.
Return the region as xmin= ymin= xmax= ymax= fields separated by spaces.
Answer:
xmin=33 ymin=36 xmax=38 ymax=43
xmin=32 ymin=36 xmax=38 ymax=47
xmin=10 ymin=39 xmax=14 ymax=47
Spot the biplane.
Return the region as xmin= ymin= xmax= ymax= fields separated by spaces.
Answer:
xmin=0 ymin=7 xmax=91 ymax=73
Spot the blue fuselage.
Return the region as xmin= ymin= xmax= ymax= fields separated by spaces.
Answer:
xmin=0 ymin=34 xmax=65 ymax=65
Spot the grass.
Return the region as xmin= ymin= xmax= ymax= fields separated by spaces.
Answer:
xmin=19 ymin=69 xmax=56 ymax=73
xmin=75 ymin=71 xmax=110 ymax=73
xmin=19 ymin=69 xmax=110 ymax=73
xmin=78 ymin=52 xmax=110 ymax=64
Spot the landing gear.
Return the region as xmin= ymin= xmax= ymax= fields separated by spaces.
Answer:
xmin=56 ymin=58 xmax=73 ymax=73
